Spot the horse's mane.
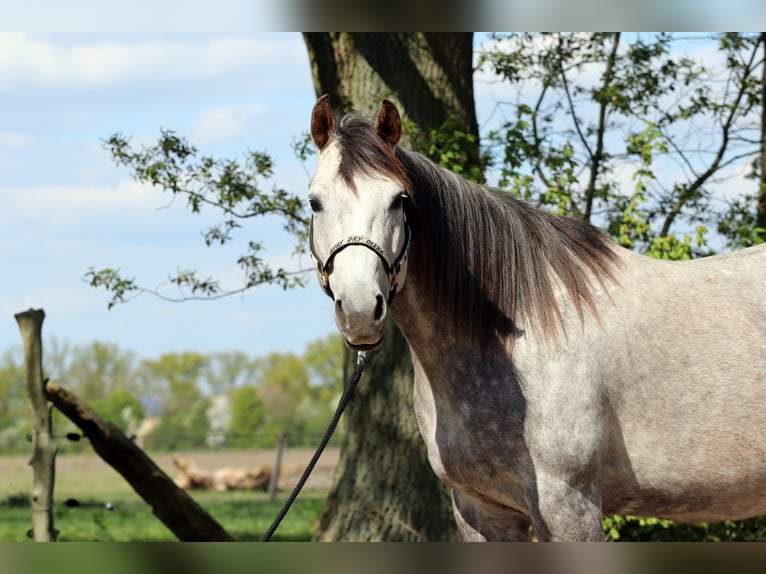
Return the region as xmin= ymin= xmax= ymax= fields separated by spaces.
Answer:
xmin=332 ymin=113 xmax=619 ymax=350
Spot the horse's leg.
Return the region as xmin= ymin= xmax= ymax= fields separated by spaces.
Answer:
xmin=451 ymin=490 xmax=531 ymax=541
xmin=529 ymin=476 xmax=603 ymax=541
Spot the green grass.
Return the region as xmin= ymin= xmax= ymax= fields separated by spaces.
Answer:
xmin=0 ymin=451 xmax=329 ymax=542
xmin=0 ymin=489 xmax=327 ymax=542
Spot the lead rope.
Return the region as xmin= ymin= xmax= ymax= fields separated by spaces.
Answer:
xmin=260 ymin=351 xmax=366 ymax=542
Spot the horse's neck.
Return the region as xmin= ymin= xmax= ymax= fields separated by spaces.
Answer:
xmin=391 ymin=246 xmax=623 ymax=366
xmin=391 ymin=270 xmax=486 ymax=364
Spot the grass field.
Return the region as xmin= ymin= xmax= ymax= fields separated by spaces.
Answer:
xmin=0 ymin=448 xmax=339 ymax=542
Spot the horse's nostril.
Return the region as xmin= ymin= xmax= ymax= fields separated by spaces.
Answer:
xmin=335 ymin=299 xmax=343 ymax=314
xmin=374 ymin=294 xmax=384 ymax=322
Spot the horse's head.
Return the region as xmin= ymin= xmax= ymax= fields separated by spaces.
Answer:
xmin=308 ymin=95 xmax=411 ymax=351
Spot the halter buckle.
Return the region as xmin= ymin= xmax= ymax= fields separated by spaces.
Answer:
xmin=320 ymin=270 xmax=330 ymax=292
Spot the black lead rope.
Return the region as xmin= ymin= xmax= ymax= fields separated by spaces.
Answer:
xmin=260 ymin=351 xmax=366 ymax=542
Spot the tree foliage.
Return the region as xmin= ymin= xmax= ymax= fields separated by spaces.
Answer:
xmin=86 ymin=131 xmax=310 ymax=307
xmin=480 ymin=32 xmax=765 ymax=257
xmin=0 ymin=334 xmax=344 ymax=452
xmin=227 ymin=385 xmax=266 ymax=449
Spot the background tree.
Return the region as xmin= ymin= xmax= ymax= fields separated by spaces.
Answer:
xmin=717 ymin=32 xmax=766 ymax=247
xmin=91 ymin=387 xmax=145 ymax=435
xmin=481 ymin=32 xmax=766 ymax=256
xmin=0 ymin=349 xmax=28 ymax=452
xmin=253 ymin=351 xmax=313 ymax=446
xmin=227 ymin=385 xmax=266 ymax=449
xmin=202 ymin=352 xmax=259 ymax=396
xmin=0 ymin=333 xmax=353 ymax=453
xmin=301 ymin=334 xmax=343 ymax=389
xmin=64 ymin=342 xmax=139 ymax=405
xmin=139 ymin=352 xmax=209 ymax=450
xmin=299 ymin=334 xmax=346 ymax=445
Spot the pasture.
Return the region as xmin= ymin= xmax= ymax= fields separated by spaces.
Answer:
xmin=4 ymin=447 xmax=766 ymax=541
xmin=0 ymin=448 xmax=339 ymax=542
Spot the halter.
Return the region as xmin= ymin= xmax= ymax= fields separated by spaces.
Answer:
xmin=308 ymin=213 xmax=411 ymax=306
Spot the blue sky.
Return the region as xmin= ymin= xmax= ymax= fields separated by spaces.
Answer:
xmin=0 ymin=32 xmax=515 ymax=360
xmin=0 ymin=32 xmax=332 ymax=359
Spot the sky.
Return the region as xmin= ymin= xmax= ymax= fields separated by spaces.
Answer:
xmin=0 ymin=31 xmax=522 ymax=361
xmin=1 ymin=32 xmax=334 ymax=359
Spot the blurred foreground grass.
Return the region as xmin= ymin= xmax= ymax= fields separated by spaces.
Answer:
xmin=0 ymin=488 xmax=326 ymax=542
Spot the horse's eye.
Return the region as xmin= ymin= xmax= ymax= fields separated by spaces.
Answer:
xmin=309 ymin=197 xmax=323 ymax=213
xmin=390 ymin=193 xmax=407 ymax=211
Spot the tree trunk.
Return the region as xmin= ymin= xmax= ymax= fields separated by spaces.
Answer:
xmin=304 ymin=33 xmax=479 ymax=164
xmin=758 ymin=33 xmax=766 ymax=232
xmin=304 ymin=32 xmax=479 ymax=542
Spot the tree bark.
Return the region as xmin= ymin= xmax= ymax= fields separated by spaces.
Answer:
xmin=304 ymin=33 xmax=479 ymax=164
xmin=15 ymin=308 xmax=58 ymax=542
xmin=304 ymin=32 xmax=479 ymax=542
xmin=45 ymin=380 xmax=233 ymax=541
xmin=758 ymin=33 xmax=766 ymax=232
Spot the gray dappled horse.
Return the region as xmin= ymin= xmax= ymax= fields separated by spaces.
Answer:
xmin=306 ymin=94 xmax=766 ymax=541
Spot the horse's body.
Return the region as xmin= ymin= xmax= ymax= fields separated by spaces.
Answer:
xmin=401 ymin=243 xmax=766 ymax=540
xmin=307 ymin=95 xmax=766 ymax=541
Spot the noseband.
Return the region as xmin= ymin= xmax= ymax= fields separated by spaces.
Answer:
xmin=308 ymin=213 xmax=411 ymax=306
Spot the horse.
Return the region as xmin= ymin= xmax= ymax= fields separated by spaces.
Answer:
xmin=306 ymin=94 xmax=766 ymax=541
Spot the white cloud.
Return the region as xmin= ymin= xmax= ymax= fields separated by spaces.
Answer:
xmin=2 ymin=179 xmax=160 ymax=227
xmin=191 ymin=102 xmax=268 ymax=144
xmin=1 ymin=0 xmax=284 ymax=33
xmin=0 ymin=131 xmax=31 ymax=150
xmin=0 ymin=32 xmax=306 ymax=94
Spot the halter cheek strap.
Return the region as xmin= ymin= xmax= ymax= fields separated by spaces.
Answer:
xmin=309 ymin=215 xmax=411 ymax=306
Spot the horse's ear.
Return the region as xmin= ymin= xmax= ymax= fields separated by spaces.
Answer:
xmin=375 ymin=99 xmax=401 ymax=147
xmin=311 ymin=94 xmax=335 ymax=151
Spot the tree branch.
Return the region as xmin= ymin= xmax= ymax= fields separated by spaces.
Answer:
xmin=660 ymin=37 xmax=762 ymax=236
xmin=558 ymin=36 xmax=595 ymax=163
xmin=85 ymin=266 xmax=313 ymax=308
xmin=531 ymin=84 xmax=555 ymax=192
xmin=584 ymin=32 xmax=621 ymax=222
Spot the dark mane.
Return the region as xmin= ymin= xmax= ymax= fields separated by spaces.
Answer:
xmin=333 ymin=113 xmax=619 ymax=350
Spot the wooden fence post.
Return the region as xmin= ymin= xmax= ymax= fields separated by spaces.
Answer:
xmin=15 ymin=308 xmax=58 ymax=542
xmin=268 ymin=432 xmax=286 ymax=500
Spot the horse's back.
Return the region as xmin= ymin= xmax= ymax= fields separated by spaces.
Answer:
xmin=598 ymin=243 xmax=766 ymax=521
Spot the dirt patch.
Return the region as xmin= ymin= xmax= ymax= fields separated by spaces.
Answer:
xmin=0 ymin=447 xmax=340 ymax=497
xmin=157 ymin=449 xmax=341 ymax=492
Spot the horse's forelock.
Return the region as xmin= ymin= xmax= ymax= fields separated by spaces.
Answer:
xmin=331 ymin=115 xmax=411 ymax=195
